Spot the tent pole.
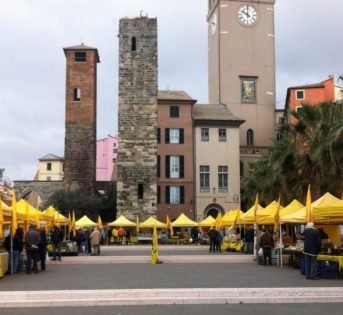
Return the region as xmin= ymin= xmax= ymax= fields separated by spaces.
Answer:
xmin=279 ymin=223 xmax=283 ymax=268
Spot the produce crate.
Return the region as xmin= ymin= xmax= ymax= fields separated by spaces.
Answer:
xmin=317 ymin=261 xmax=341 ymax=279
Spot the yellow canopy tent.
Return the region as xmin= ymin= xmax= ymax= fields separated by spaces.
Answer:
xmin=75 ymin=215 xmax=97 ymax=227
xmin=221 ymin=210 xmax=244 ymax=227
xmin=313 ymin=200 xmax=343 ymax=224
xmin=259 ymin=199 xmax=304 ymax=225
xmin=1 ymin=200 xmax=12 ymax=222
xmin=256 ymin=200 xmax=284 ymax=224
xmin=43 ymin=206 xmax=70 ymax=225
xmin=171 ymin=213 xmax=198 ymax=227
xmin=108 ymin=215 xmax=136 ymax=227
xmin=16 ymin=199 xmax=49 ymax=224
xmin=140 ymin=216 xmax=166 ymax=228
xmin=198 ymin=215 xmax=216 ymax=227
xmin=281 ymin=192 xmax=341 ymax=224
xmin=238 ymin=204 xmax=264 ymax=224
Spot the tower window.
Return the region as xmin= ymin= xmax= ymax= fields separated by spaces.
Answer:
xmin=138 ymin=183 xmax=144 ymax=200
xmin=75 ymin=52 xmax=86 ymax=62
xmin=47 ymin=162 xmax=52 ymax=171
xmin=131 ymin=36 xmax=137 ymax=51
xmin=73 ymin=88 xmax=81 ymax=101
xmin=247 ymin=129 xmax=254 ymax=146
xmin=170 ymin=106 xmax=179 ymax=118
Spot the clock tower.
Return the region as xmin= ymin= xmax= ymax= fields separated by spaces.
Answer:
xmin=208 ymin=0 xmax=276 ymax=177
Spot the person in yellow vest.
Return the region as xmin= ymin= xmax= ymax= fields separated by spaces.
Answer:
xmin=112 ymin=228 xmax=118 ymax=244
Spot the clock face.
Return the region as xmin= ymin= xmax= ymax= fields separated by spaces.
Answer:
xmin=211 ymin=13 xmax=217 ymax=34
xmin=237 ymin=5 xmax=257 ymax=26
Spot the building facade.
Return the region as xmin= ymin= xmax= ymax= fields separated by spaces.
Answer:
xmin=37 ymin=154 xmax=64 ymax=181
xmin=285 ymin=76 xmax=343 ymax=124
xmin=207 ymin=0 xmax=276 ymax=178
xmin=63 ymin=43 xmax=99 ymax=192
xmin=117 ymin=17 xmax=158 ymax=220
xmin=157 ymin=91 xmax=196 ymax=222
xmin=96 ymin=135 xmax=117 ymax=181
xmin=193 ymin=103 xmax=244 ymax=220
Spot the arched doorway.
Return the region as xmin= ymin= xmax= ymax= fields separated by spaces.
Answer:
xmin=204 ymin=203 xmax=224 ymax=218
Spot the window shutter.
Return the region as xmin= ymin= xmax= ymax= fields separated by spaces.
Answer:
xmin=157 ymin=155 xmax=160 ymax=178
xmin=165 ymin=156 xmax=170 ymax=178
xmin=179 ymin=156 xmax=184 ymax=178
xmin=180 ymin=186 xmax=185 ymax=204
xmin=179 ymin=129 xmax=184 ymax=144
xmin=165 ymin=128 xmax=170 ymax=144
xmin=157 ymin=186 xmax=161 ymax=204
xmin=165 ymin=186 xmax=170 ymax=204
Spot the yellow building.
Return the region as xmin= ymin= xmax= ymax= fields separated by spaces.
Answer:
xmin=38 ymin=154 xmax=64 ymax=181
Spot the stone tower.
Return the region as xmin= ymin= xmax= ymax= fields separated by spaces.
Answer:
xmin=117 ymin=17 xmax=158 ymax=220
xmin=208 ymin=0 xmax=276 ymax=176
xmin=63 ymin=43 xmax=100 ymax=192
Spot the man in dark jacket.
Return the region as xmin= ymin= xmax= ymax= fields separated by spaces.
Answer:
xmin=208 ymin=227 xmax=218 ymax=253
xmin=51 ymin=226 xmax=64 ymax=261
xmin=304 ymin=222 xmax=321 ymax=280
xmin=38 ymin=228 xmax=47 ymax=271
xmin=25 ymin=225 xmax=41 ymax=274
xmin=259 ymin=229 xmax=274 ymax=266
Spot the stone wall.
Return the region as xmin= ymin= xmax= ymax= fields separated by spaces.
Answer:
xmin=117 ymin=17 xmax=158 ymax=220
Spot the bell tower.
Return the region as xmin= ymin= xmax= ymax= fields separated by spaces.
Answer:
xmin=63 ymin=43 xmax=100 ymax=192
xmin=208 ymin=0 xmax=276 ymax=176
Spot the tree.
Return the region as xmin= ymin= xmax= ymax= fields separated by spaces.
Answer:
xmin=42 ymin=183 xmax=117 ymax=223
xmin=242 ymin=102 xmax=343 ymax=208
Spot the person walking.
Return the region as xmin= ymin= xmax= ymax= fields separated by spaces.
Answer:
xmin=90 ymin=227 xmax=102 ymax=256
xmin=303 ymin=222 xmax=321 ymax=280
xmin=259 ymin=228 xmax=274 ymax=266
xmin=38 ymin=228 xmax=47 ymax=271
xmin=215 ymin=228 xmax=223 ymax=253
xmin=244 ymin=225 xmax=254 ymax=254
xmin=4 ymin=227 xmax=24 ymax=273
xmin=125 ymin=228 xmax=131 ymax=245
xmin=51 ymin=225 xmax=63 ymax=261
xmin=208 ymin=227 xmax=218 ymax=253
xmin=191 ymin=227 xmax=199 ymax=245
xmin=25 ymin=224 xmax=41 ymax=274
xmin=118 ymin=226 xmax=125 ymax=245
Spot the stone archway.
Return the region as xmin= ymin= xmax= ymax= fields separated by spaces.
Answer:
xmin=14 ymin=180 xmax=64 ymax=207
xmin=204 ymin=203 xmax=224 ymax=218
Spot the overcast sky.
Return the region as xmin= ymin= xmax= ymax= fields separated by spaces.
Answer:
xmin=0 ymin=0 xmax=342 ymax=182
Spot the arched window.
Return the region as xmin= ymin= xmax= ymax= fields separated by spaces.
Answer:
xmin=131 ymin=36 xmax=136 ymax=51
xmin=247 ymin=129 xmax=254 ymax=146
xmin=73 ymin=88 xmax=81 ymax=101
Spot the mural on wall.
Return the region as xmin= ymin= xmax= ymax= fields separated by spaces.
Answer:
xmin=241 ymin=79 xmax=256 ymax=103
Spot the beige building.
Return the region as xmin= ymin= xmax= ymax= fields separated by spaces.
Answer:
xmin=37 ymin=154 xmax=64 ymax=181
xmin=193 ymin=104 xmax=244 ymax=220
xmin=207 ymin=0 xmax=276 ymax=178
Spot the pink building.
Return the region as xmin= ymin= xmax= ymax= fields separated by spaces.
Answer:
xmin=96 ymin=135 xmax=117 ymax=181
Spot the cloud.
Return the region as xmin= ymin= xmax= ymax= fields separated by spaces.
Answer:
xmin=1 ymin=0 xmax=342 ymax=181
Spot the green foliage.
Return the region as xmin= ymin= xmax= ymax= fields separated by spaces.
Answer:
xmin=242 ymin=102 xmax=343 ymax=208
xmin=42 ymin=182 xmax=117 ymax=223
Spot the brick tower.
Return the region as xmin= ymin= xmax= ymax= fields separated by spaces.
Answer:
xmin=117 ymin=16 xmax=158 ymax=220
xmin=63 ymin=43 xmax=100 ymax=192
